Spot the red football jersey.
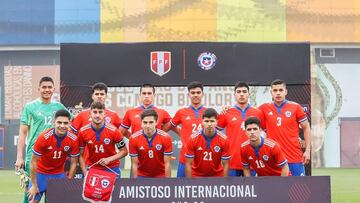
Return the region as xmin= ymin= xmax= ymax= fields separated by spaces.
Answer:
xmin=129 ymin=129 xmax=173 ymax=177
xmin=217 ymin=105 xmax=264 ymax=170
xmin=170 ymin=106 xmax=206 ymax=164
xmin=121 ymin=105 xmax=171 ymax=134
xmin=185 ymin=130 xmax=230 ymax=177
xmin=240 ymin=138 xmax=288 ymax=176
xmin=78 ymin=123 xmax=125 ymax=170
xmin=32 ymin=128 xmax=79 ymax=174
xmin=71 ymin=108 xmax=121 ymax=132
xmin=259 ymin=101 xmax=307 ymax=163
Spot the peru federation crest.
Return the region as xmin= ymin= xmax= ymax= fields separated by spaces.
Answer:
xmin=150 ymin=51 xmax=171 ymax=77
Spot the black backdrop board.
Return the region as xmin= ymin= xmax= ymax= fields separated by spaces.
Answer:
xmin=60 ymin=42 xmax=310 ymax=87
xmin=47 ymin=176 xmax=330 ymax=203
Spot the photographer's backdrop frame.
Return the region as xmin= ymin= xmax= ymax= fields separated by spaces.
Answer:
xmin=60 ymin=41 xmax=311 ymax=172
xmin=56 ymin=42 xmax=325 ymax=203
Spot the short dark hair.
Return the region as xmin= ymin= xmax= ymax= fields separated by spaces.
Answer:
xmin=234 ymin=81 xmax=249 ymax=92
xmin=202 ymin=108 xmax=218 ymax=119
xmin=244 ymin=117 xmax=261 ymax=128
xmin=92 ymin=82 xmax=108 ymax=94
xmin=271 ymin=79 xmax=286 ymax=87
xmin=187 ymin=81 xmax=203 ymax=91
xmin=141 ymin=109 xmax=158 ymax=121
xmin=54 ymin=109 xmax=71 ymax=119
xmin=90 ymin=101 xmax=105 ymax=110
xmin=39 ymin=76 xmax=54 ymax=86
xmin=140 ymin=83 xmax=155 ymax=94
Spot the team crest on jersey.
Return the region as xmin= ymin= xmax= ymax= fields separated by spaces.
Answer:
xmin=64 ymin=146 xmax=70 ymax=152
xmin=101 ymin=179 xmax=111 ymax=188
xmin=104 ymin=138 xmax=111 ymax=145
xmin=214 ymin=146 xmax=221 ymax=153
xmin=105 ymin=117 xmax=111 ymax=124
xmin=285 ymin=111 xmax=292 ymax=118
xmin=263 ymin=155 xmax=269 ymax=161
xmin=150 ymin=51 xmax=171 ymax=77
xmin=197 ymin=52 xmax=217 ymax=70
xmin=156 ymin=144 xmax=162 ymax=151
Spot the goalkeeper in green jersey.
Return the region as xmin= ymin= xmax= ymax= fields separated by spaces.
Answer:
xmin=14 ymin=76 xmax=69 ymax=203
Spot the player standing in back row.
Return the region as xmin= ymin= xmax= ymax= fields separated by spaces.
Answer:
xmin=164 ymin=81 xmax=207 ymax=177
xmin=120 ymin=84 xmax=172 ymax=135
xmin=259 ymin=79 xmax=310 ymax=176
xmin=217 ymin=82 xmax=264 ymax=176
xmin=15 ymin=76 xmax=69 ymax=203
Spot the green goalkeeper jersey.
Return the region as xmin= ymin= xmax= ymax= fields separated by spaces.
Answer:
xmin=20 ymin=98 xmax=67 ymax=161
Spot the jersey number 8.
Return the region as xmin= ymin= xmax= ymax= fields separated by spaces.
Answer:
xmin=148 ymin=150 xmax=154 ymax=158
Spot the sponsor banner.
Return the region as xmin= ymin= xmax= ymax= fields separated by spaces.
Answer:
xmin=3 ymin=65 xmax=60 ymax=120
xmin=47 ymin=176 xmax=330 ymax=203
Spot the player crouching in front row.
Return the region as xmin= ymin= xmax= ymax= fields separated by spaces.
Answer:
xmin=240 ymin=117 xmax=290 ymax=176
xmin=28 ymin=110 xmax=79 ymax=203
xmin=129 ymin=109 xmax=173 ymax=178
xmin=185 ymin=108 xmax=230 ymax=178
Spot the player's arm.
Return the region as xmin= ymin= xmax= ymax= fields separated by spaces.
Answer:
xmin=98 ymin=139 xmax=128 ymax=166
xmin=280 ymin=162 xmax=290 ymax=176
xmin=163 ymin=136 xmax=173 ymax=177
xmin=221 ymin=140 xmax=231 ymax=177
xmin=222 ymin=159 xmax=229 ymax=177
xmin=220 ymin=105 xmax=231 ymax=114
xmin=68 ymin=138 xmax=80 ymax=179
xmin=15 ymin=124 xmax=29 ymax=170
xmin=243 ymin=166 xmax=251 ymax=177
xmin=167 ymin=111 xmax=182 ymax=136
xmin=162 ymin=122 xmax=173 ymax=132
xmin=240 ymin=147 xmax=251 ymax=177
xmin=162 ymin=121 xmax=181 ymax=136
xmin=28 ymin=154 xmax=40 ymax=201
xmin=79 ymin=147 xmax=87 ymax=175
xmin=130 ymin=156 xmax=138 ymax=178
xmin=119 ymin=126 xmax=131 ymax=139
xmin=185 ymin=138 xmax=195 ymax=178
xmin=164 ymin=155 xmax=172 ymax=177
xmin=185 ymin=157 xmax=193 ymax=178
xmin=300 ymin=120 xmax=311 ymax=164
xmin=68 ymin=156 xmax=79 ymax=179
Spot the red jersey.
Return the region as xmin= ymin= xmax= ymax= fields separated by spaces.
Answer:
xmin=129 ymin=129 xmax=173 ymax=177
xmin=78 ymin=123 xmax=125 ymax=170
xmin=185 ymin=130 xmax=230 ymax=177
xmin=71 ymin=108 xmax=121 ymax=132
xmin=217 ymin=105 xmax=264 ymax=170
xmin=171 ymin=105 xmax=206 ymax=164
xmin=240 ymin=138 xmax=288 ymax=176
xmin=32 ymin=128 xmax=79 ymax=174
xmin=121 ymin=105 xmax=171 ymax=134
xmin=259 ymin=100 xmax=307 ymax=163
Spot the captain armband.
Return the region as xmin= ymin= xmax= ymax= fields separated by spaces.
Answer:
xmin=116 ymin=139 xmax=126 ymax=149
